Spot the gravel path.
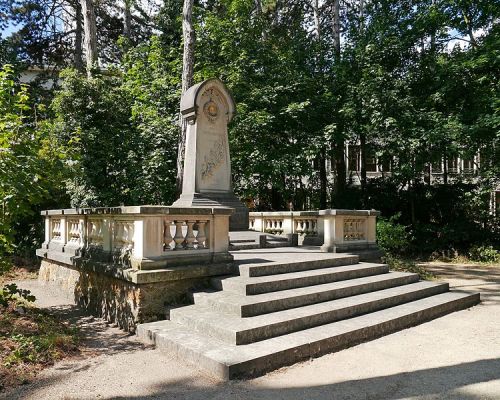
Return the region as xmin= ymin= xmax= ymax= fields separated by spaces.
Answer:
xmin=2 ymin=263 xmax=499 ymax=400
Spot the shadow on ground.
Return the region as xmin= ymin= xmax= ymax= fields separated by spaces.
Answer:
xmin=114 ymin=358 xmax=500 ymax=400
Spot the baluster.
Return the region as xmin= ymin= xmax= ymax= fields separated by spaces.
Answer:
xmin=163 ymin=219 xmax=173 ymax=250
xmin=185 ymin=221 xmax=196 ymax=249
xmin=173 ymin=220 xmax=184 ymax=250
xmin=116 ymin=222 xmax=124 ymax=247
xmin=124 ymin=222 xmax=133 ymax=249
xmin=196 ymin=220 xmax=207 ymax=249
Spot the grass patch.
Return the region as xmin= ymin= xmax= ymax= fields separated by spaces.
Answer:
xmin=0 ymin=299 xmax=80 ymax=391
xmin=383 ymin=255 xmax=434 ymax=280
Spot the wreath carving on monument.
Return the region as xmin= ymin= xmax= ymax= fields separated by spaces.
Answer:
xmin=203 ymin=100 xmax=219 ymax=123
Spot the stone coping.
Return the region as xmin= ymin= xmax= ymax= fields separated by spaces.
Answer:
xmin=41 ymin=205 xmax=234 ymax=216
xmin=249 ymin=209 xmax=380 ymax=217
xmin=37 ymin=249 xmax=235 ymax=284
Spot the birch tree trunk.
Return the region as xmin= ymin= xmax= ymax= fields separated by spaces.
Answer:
xmin=81 ymin=0 xmax=98 ymax=76
xmin=176 ymin=0 xmax=195 ymax=194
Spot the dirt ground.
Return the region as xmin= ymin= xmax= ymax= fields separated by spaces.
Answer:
xmin=1 ymin=262 xmax=499 ymax=400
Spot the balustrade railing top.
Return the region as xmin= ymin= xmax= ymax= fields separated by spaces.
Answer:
xmin=249 ymin=209 xmax=380 ymax=252
xmin=37 ymin=206 xmax=234 ymax=270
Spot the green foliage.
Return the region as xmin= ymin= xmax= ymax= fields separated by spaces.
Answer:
xmin=468 ymin=245 xmax=500 ymax=264
xmin=377 ymin=214 xmax=411 ymax=256
xmin=52 ymin=38 xmax=181 ymax=207
xmin=0 ymin=305 xmax=79 ymax=376
xmin=0 ymin=283 xmax=36 ymax=307
xmin=0 ymin=64 xmax=68 ymax=264
xmin=0 ymin=0 xmax=498 ymax=259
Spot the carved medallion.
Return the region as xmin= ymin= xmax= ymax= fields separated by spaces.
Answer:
xmin=203 ymin=100 xmax=219 ymax=123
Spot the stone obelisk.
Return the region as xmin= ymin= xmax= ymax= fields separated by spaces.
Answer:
xmin=172 ymin=78 xmax=249 ymax=231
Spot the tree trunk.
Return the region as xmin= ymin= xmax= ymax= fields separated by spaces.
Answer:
xmin=332 ymin=0 xmax=346 ymax=206
xmin=462 ymin=9 xmax=477 ymax=48
xmin=74 ymin=1 xmax=84 ymax=71
xmin=360 ymin=132 xmax=367 ymax=204
xmin=123 ymin=0 xmax=132 ymax=38
xmin=81 ymin=0 xmax=98 ymax=76
xmin=443 ymin=153 xmax=448 ymax=184
xmin=332 ymin=0 xmax=340 ymax=56
xmin=176 ymin=0 xmax=195 ymax=195
xmin=319 ymin=153 xmax=327 ymax=209
xmin=312 ymin=0 xmax=321 ymax=39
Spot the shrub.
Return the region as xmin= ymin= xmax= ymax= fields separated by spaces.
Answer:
xmin=468 ymin=245 xmax=500 ymax=264
xmin=377 ymin=213 xmax=411 ymax=256
xmin=0 ymin=283 xmax=36 ymax=307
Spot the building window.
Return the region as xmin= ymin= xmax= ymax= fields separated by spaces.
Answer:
xmin=495 ymin=191 xmax=500 ymax=216
xmin=463 ymin=158 xmax=474 ymax=174
xmin=379 ymin=156 xmax=392 ymax=172
xmin=431 ymin=159 xmax=442 ymax=173
xmin=447 ymin=157 xmax=458 ymax=174
xmin=366 ymin=149 xmax=377 ymax=172
xmin=348 ymin=146 xmax=360 ymax=172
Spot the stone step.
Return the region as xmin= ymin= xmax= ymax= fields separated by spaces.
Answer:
xmin=172 ymin=281 xmax=449 ymax=345
xmin=263 ymin=242 xmax=291 ymax=248
xmin=137 ymin=291 xmax=480 ymax=380
xmin=230 ymin=239 xmax=257 ymax=244
xmin=265 ymin=235 xmax=289 ymax=242
xmin=229 ymin=243 xmax=261 ymax=251
xmin=211 ymin=263 xmax=390 ymax=295
xmin=195 ymin=271 xmax=419 ymax=317
xmin=237 ymin=254 xmax=360 ymax=277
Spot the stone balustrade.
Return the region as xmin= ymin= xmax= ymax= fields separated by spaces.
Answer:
xmin=36 ymin=206 xmax=233 ymax=270
xmin=249 ymin=209 xmax=379 ymax=252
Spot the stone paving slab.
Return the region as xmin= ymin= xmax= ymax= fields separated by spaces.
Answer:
xmin=193 ymin=271 xmax=420 ymax=316
xmin=171 ymin=281 xmax=449 ymax=344
xmin=140 ymin=291 xmax=479 ymax=380
xmin=211 ymin=263 xmax=389 ymax=294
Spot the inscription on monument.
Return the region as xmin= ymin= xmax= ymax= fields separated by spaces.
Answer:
xmin=201 ymin=136 xmax=226 ymax=181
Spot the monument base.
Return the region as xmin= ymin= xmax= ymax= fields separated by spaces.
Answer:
xmin=173 ymin=192 xmax=249 ymax=231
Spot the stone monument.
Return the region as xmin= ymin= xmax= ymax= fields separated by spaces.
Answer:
xmin=173 ymin=78 xmax=249 ymax=230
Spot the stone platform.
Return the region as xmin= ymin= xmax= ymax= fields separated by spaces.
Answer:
xmin=137 ymin=247 xmax=480 ymax=380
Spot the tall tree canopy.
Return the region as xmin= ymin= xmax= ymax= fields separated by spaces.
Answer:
xmin=0 ymin=0 xmax=499 ymax=258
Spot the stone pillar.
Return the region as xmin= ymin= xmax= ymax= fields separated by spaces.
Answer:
xmin=173 ymin=78 xmax=249 ymax=230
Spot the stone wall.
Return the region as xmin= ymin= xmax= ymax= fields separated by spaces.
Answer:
xmin=39 ymin=259 xmax=225 ymax=332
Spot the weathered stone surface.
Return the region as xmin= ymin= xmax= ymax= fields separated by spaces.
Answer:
xmin=173 ymin=78 xmax=249 ymax=230
xmin=138 ymin=292 xmax=480 ymax=380
xmin=38 ymin=259 xmax=233 ymax=332
xmin=137 ymin=247 xmax=480 ymax=380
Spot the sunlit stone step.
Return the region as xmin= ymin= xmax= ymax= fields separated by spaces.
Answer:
xmin=172 ymin=281 xmax=450 ymax=344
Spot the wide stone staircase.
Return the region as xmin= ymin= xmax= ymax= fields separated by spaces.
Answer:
xmin=137 ymin=252 xmax=479 ymax=380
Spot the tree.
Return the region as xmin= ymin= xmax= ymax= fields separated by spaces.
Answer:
xmin=176 ymin=0 xmax=195 ymax=194
xmin=81 ymin=0 xmax=98 ymax=74
xmin=0 ymin=64 xmax=67 ymax=266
